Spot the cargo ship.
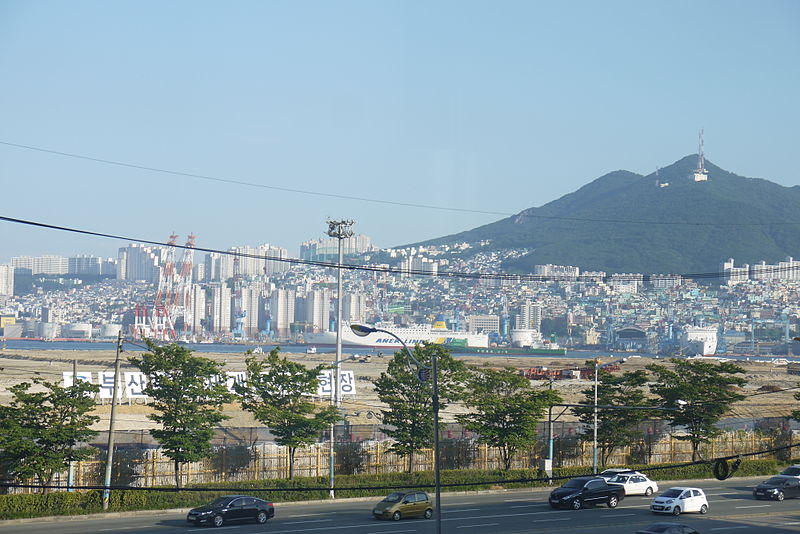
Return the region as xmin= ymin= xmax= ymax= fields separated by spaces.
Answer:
xmin=442 ymin=338 xmax=566 ymax=356
xmin=303 ymin=317 xmax=489 ymax=349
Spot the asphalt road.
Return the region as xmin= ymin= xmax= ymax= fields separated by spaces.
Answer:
xmin=5 ymin=477 xmax=800 ymax=534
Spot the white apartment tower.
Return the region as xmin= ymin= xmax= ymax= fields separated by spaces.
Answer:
xmin=209 ymin=284 xmax=232 ymax=333
xmin=515 ymin=300 xmax=542 ymax=331
xmin=0 ymin=264 xmax=14 ymax=296
xmin=343 ymin=292 xmax=367 ymax=324
xmin=270 ymin=288 xmax=296 ymax=338
xmin=117 ymin=245 xmax=161 ymax=283
xmin=303 ymin=289 xmax=331 ymax=332
xmin=239 ymin=287 xmax=263 ymax=338
xmin=187 ymin=285 xmax=206 ymax=336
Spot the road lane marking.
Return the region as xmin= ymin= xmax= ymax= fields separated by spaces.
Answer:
xmin=603 ymin=513 xmax=636 ymax=517
xmin=504 ymin=498 xmax=529 ymax=502
xmin=284 ymin=519 xmax=334 ymax=524
xmin=457 ymin=523 xmax=500 ymax=529
xmin=365 ymin=531 xmax=416 ymax=534
xmin=286 ymin=513 xmax=329 ymax=517
xmin=735 ymin=505 xmax=771 ymax=509
xmin=443 ymin=508 xmax=480 ymax=513
xmin=709 ymin=527 xmax=751 ymax=531
xmin=510 ymin=504 xmax=544 ymax=508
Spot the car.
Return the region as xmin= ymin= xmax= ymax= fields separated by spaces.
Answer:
xmin=372 ymin=490 xmax=433 ymax=521
xmin=548 ymin=476 xmax=625 ymax=510
xmin=650 ymin=487 xmax=708 ymax=516
xmin=186 ymin=495 xmax=274 ymax=527
xmin=635 ymin=522 xmax=701 ymax=534
xmin=607 ymin=471 xmax=659 ymax=496
xmin=780 ymin=464 xmax=800 ymax=477
xmin=599 ymin=467 xmax=637 ymax=480
xmin=753 ymin=475 xmax=800 ymax=500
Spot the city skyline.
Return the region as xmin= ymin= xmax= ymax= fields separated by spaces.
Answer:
xmin=1 ymin=1 xmax=798 ymax=260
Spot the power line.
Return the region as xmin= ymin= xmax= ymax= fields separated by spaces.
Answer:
xmin=3 ymin=140 xmax=799 ymax=227
xmin=5 ymin=214 xmax=798 ymax=282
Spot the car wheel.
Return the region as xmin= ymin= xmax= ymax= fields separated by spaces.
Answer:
xmin=700 ymin=504 xmax=708 ymax=514
xmin=424 ymin=508 xmax=433 ymax=519
xmin=777 ymin=492 xmax=785 ymax=502
xmin=256 ymin=510 xmax=268 ymax=524
xmin=213 ymin=514 xmax=224 ymax=527
xmin=645 ymin=487 xmax=653 ymax=497
xmin=607 ymin=496 xmax=619 ymax=509
xmin=571 ymin=499 xmax=582 ymax=510
xmin=671 ymin=506 xmax=681 ymax=516
xmin=392 ymin=511 xmax=401 ymax=521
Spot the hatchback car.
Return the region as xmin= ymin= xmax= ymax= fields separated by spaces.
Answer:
xmin=599 ymin=467 xmax=636 ymax=480
xmin=186 ymin=495 xmax=274 ymax=527
xmin=372 ymin=490 xmax=433 ymax=521
xmin=607 ymin=472 xmax=659 ymax=496
xmin=753 ymin=475 xmax=800 ymax=500
xmin=650 ymin=487 xmax=708 ymax=516
xmin=635 ymin=523 xmax=700 ymax=534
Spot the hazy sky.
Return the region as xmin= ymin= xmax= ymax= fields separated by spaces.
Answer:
xmin=1 ymin=0 xmax=798 ymax=262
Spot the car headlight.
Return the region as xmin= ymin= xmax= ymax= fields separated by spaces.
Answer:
xmin=665 ymin=499 xmax=674 ymax=504
xmin=563 ymin=493 xmax=580 ymax=500
xmin=768 ymin=488 xmax=779 ymax=493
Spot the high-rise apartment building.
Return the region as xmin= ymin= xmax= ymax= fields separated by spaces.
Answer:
xmin=270 ymin=288 xmax=296 ymax=338
xmin=187 ymin=285 xmax=206 ymax=336
xmin=343 ymin=292 xmax=367 ymax=324
xmin=238 ymin=287 xmax=263 ymax=338
xmin=117 ymin=245 xmax=161 ymax=283
xmin=300 ymin=234 xmax=375 ymax=261
xmin=203 ymin=252 xmax=235 ymax=282
xmin=68 ymin=255 xmax=117 ymax=276
xmin=467 ymin=314 xmax=500 ymax=333
xmin=515 ymin=300 xmax=542 ymax=330
xmin=208 ymin=284 xmax=232 ymax=333
xmin=11 ymin=255 xmax=69 ymax=275
xmin=303 ymin=289 xmax=330 ymax=332
xmin=0 ymin=264 xmax=14 ymax=296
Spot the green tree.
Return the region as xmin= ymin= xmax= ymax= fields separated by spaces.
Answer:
xmin=373 ymin=343 xmax=468 ymax=472
xmin=573 ymin=367 xmax=653 ymax=466
xmin=128 ymin=342 xmax=231 ymax=488
xmin=647 ymin=359 xmax=746 ymax=461
xmin=457 ymin=367 xmax=560 ymax=470
xmin=0 ymin=377 xmax=99 ymax=493
xmin=234 ymin=348 xmax=338 ymax=479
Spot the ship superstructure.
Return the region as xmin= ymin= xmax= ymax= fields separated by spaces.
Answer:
xmin=680 ymin=326 xmax=718 ymax=356
xmin=304 ymin=319 xmax=489 ymax=349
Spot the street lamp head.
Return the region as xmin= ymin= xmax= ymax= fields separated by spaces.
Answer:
xmin=350 ymin=324 xmax=377 ymax=337
xmin=676 ymin=399 xmax=688 ymax=408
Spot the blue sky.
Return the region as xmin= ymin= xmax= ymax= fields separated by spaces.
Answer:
xmin=1 ymin=0 xmax=798 ymax=262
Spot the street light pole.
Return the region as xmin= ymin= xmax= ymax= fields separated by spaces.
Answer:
xmin=593 ymin=363 xmax=599 ymax=474
xmin=351 ymin=324 xmax=442 ymax=534
xmin=102 ymin=332 xmax=123 ymax=510
xmin=326 ymin=219 xmax=354 ymax=499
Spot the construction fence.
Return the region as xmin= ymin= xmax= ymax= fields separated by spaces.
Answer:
xmin=10 ymin=417 xmax=793 ymax=492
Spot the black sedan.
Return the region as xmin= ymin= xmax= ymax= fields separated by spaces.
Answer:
xmin=635 ymin=523 xmax=700 ymax=534
xmin=753 ymin=475 xmax=800 ymax=501
xmin=186 ymin=495 xmax=274 ymax=527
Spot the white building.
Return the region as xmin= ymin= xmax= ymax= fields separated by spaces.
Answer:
xmin=343 ymin=292 xmax=367 ymax=324
xmin=0 ymin=264 xmax=13 ymax=296
xmin=515 ymin=300 xmax=542 ymax=330
xmin=12 ymin=255 xmax=69 ymax=275
xmin=467 ymin=314 xmax=500 ymax=333
xmin=270 ymin=288 xmax=296 ymax=338
xmin=209 ymin=284 xmax=232 ymax=333
xmin=534 ymin=264 xmax=579 ymax=281
xmin=117 ymin=245 xmax=161 ymax=283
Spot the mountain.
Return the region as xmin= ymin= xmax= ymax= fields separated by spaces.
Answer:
xmin=415 ymin=156 xmax=800 ymax=275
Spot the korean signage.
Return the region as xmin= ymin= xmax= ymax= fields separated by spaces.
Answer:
xmin=63 ymin=370 xmax=357 ymax=400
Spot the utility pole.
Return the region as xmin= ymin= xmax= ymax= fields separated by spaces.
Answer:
xmin=326 ymin=219 xmax=354 ymax=498
xmin=67 ymin=359 xmax=77 ymax=492
xmin=102 ymin=332 xmax=123 ymax=510
xmin=593 ymin=361 xmax=599 ymax=474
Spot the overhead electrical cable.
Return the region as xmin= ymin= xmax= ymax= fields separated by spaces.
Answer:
xmin=4 ymin=214 xmax=800 ymax=282
xmin=2 ymin=140 xmax=799 ymax=227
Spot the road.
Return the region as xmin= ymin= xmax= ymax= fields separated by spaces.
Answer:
xmin=4 ymin=477 xmax=800 ymax=534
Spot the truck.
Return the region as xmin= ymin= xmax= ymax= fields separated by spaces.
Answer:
xmin=548 ymin=476 xmax=626 ymax=510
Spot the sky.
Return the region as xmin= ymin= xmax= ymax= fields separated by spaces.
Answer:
xmin=1 ymin=0 xmax=798 ymax=263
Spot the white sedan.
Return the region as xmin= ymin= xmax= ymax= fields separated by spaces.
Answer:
xmin=650 ymin=487 xmax=709 ymax=516
xmin=607 ymin=472 xmax=659 ymax=496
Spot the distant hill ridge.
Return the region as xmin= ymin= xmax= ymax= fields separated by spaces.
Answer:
xmin=414 ymin=155 xmax=800 ymax=275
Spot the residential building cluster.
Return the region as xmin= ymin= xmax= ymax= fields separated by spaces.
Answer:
xmin=1 ymin=241 xmax=800 ymax=357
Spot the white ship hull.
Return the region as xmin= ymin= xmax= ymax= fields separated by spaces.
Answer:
xmin=680 ymin=326 xmax=718 ymax=356
xmin=304 ymin=323 xmax=489 ymax=349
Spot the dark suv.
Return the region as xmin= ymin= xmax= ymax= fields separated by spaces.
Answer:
xmin=549 ymin=476 xmax=625 ymax=510
xmin=187 ymin=495 xmax=274 ymax=527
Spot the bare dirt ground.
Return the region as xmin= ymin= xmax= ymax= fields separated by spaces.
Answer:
xmin=0 ymin=348 xmax=794 ymax=431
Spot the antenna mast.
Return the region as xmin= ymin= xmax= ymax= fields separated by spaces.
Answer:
xmin=693 ymin=128 xmax=708 ymax=181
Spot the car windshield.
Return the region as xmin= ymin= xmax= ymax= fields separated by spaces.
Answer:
xmin=660 ymin=489 xmax=683 ymax=498
xmin=644 ymin=526 xmax=671 ymax=533
xmin=766 ymin=477 xmax=787 ymax=485
xmin=782 ymin=467 xmax=800 ymax=476
xmin=382 ymin=492 xmax=404 ymax=503
xmin=609 ymin=475 xmax=629 ymax=483
xmin=209 ymin=497 xmax=232 ymax=507
xmin=563 ymin=479 xmax=587 ymax=489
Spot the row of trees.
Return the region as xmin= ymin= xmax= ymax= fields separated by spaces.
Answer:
xmin=0 ymin=342 xmax=777 ymax=491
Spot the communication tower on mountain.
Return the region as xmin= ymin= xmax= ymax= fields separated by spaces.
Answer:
xmin=693 ymin=128 xmax=709 ymax=182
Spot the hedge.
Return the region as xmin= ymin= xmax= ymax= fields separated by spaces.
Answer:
xmin=0 ymin=458 xmax=781 ymax=520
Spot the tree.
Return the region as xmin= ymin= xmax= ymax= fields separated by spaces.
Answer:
xmin=0 ymin=377 xmax=99 ymax=493
xmin=648 ymin=359 xmax=746 ymax=461
xmin=573 ymin=367 xmax=653 ymax=466
xmin=128 ymin=341 xmax=231 ymax=488
xmin=457 ymin=367 xmax=559 ymax=470
xmin=234 ymin=348 xmax=338 ymax=479
xmin=373 ymin=343 xmax=469 ymax=472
